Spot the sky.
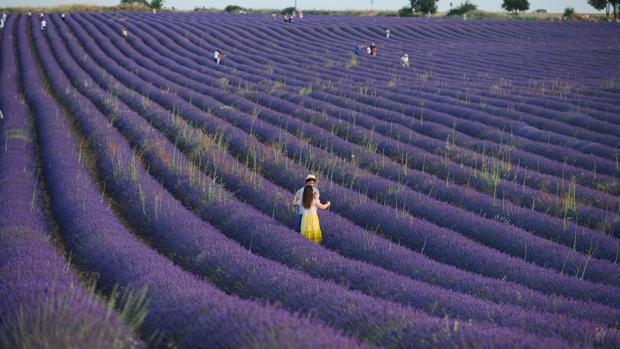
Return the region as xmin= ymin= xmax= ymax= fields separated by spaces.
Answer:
xmin=0 ymin=0 xmax=605 ymax=13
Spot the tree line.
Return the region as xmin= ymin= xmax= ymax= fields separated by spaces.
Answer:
xmin=408 ymin=0 xmax=618 ymax=19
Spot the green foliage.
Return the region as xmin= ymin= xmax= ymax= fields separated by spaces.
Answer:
xmin=588 ymin=0 xmax=608 ymax=10
xmin=398 ymin=6 xmax=415 ymax=16
xmin=502 ymin=0 xmax=530 ymax=12
xmin=120 ymin=0 xmax=148 ymax=5
xmin=281 ymin=6 xmax=297 ymax=15
xmin=150 ymin=0 xmax=163 ymax=9
xmin=224 ymin=5 xmax=243 ymax=12
xmin=563 ymin=7 xmax=575 ymax=18
xmin=447 ymin=1 xmax=477 ymax=16
xmin=409 ymin=0 xmax=438 ymax=14
xmin=120 ymin=0 xmax=162 ymax=9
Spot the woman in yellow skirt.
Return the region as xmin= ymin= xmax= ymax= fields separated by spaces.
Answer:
xmin=300 ymin=185 xmax=331 ymax=244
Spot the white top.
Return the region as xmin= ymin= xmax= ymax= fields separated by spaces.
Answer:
xmin=302 ymin=198 xmax=319 ymax=215
xmin=41 ymin=20 xmax=46 ymax=28
xmin=294 ymin=186 xmax=319 ymax=215
xmin=213 ymin=50 xmax=220 ymax=59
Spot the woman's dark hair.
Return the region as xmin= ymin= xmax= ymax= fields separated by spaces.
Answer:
xmin=302 ymin=185 xmax=314 ymax=209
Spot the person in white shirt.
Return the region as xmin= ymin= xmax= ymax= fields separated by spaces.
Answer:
xmin=400 ymin=53 xmax=410 ymax=67
xmin=293 ymin=175 xmax=320 ymax=233
xmin=213 ymin=49 xmax=223 ymax=64
xmin=41 ymin=19 xmax=47 ymax=31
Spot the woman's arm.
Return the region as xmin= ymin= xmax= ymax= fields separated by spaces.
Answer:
xmin=317 ymin=200 xmax=331 ymax=210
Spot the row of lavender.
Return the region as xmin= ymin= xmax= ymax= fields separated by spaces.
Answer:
xmin=118 ymin=14 xmax=620 ymax=258
xmin=13 ymin=14 xmax=370 ymax=349
xmin=32 ymin=13 xmax=606 ymax=348
xmin=32 ymin=12 xmax=620 ymax=347
xmin=168 ymin=14 xmax=620 ymax=171
xmin=80 ymin=10 xmax=620 ymax=293
xmin=0 ymin=16 xmax=141 ymax=348
xmin=70 ymin=12 xmax=620 ymax=303
xmin=122 ymin=13 xmax=617 ymax=235
xmin=3 ymin=12 xmax=619 ymax=347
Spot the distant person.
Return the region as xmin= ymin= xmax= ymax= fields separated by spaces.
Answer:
xmin=40 ymin=19 xmax=47 ymax=31
xmin=121 ymin=26 xmax=128 ymax=38
xmin=213 ymin=49 xmax=223 ymax=64
xmin=384 ymin=28 xmax=391 ymax=39
xmin=283 ymin=15 xmax=289 ymax=22
xmin=369 ymin=42 xmax=377 ymax=56
xmin=299 ymin=11 xmax=304 ymax=19
xmin=400 ymin=53 xmax=409 ymax=67
xmin=2 ymin=12 xmax=7 ymax=21
xmin=353 ymin=43 xmax=362 ymax=56
xmin=293 ymin=175 xmax=320 ymax=233
xmin=272 ymin=13 xmax=277 ymax=20
xmin=365 ymin=45 xmax=371 ymax=55
xmin=27 ymin=11 xmax=32 ymax=17
xmin=0 ymin=109 xmax=3 ymax=119
xmin=152 ymin=9 xmax=157 ymax=14
xmin=39 ymin=13 xmax=44 ymax=18
xmin=426 ymin=11 xmax=432 ymax=18
xmin=0 ymin=18 xmax=4 ymax=30
xmin=61 ymin=13 xmax=66 ymax=20
xmin=300 ymin=185 xmax=331 ymax=244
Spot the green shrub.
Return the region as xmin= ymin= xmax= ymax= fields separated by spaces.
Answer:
xmin=447 ymin=1 xmax=477 ymax=16
xmin=398 ymin=6 xmax=415 ymax=16
xmin=224 ymin=5 xmax=244 ymax=12
xmin=281 ymin=6 xmax=297 ymax=15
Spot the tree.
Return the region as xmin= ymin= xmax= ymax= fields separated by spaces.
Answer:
xmin=224 ymin=5 xmax=243 ymax=12
xmin=610 ymin=0 xmax=619 ymax=20
xmin=588 ymin=0 xmax=618 ymax=19
xmin=281 ymin=6 xmax=297 ymax=15
xmin=447 ymin=1 xmax=477 ymax=16
xmin=502 ymin=0 xmax=529 ymax=12
xmin=588 ymin=0 xmax=607 ymax=11
xmin=120 ymin=0 xmax=149 ymax=5
xmin=398 ymin=6 xmax=415 ymax=16
xmin=150 ymin=0 xmax=163 ymax=9
xmin=409 ymin=0 xmax=438 ymax=14
xmin=563 ymin=7 xmax=575 ymax=19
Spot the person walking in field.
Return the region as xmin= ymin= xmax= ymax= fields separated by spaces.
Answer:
xmin=400 ymin=53 xmax=410 ymax=67
xmin=384 ymin=28 xmax=391 ymax=39
xmin=354 ymin=43 xmax=363 ymax=56
xmin=213 ymin=49 xmax=223 ymax=65
xmin=293 ymin=175 xmax=320 ymax=233
xmin=300 ymin=185 xmax=331 ymax=244
xmin=40 ymin=19 xmax=47 ymax=31
xmin=369 ymin=42 xmax=377 ymax=56
xmin=121 ymin=26 xmax=129 ymax=38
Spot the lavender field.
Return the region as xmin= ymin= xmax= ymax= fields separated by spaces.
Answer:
xmin=1 ymin=11 xmax=620 ymax=349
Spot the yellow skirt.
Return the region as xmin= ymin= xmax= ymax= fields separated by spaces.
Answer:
xmin=301 ymin=213 xmax=322 ymax=244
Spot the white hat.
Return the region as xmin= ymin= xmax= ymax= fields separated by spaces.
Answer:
xmin=305 ymin=174 xmax=317 ymax=182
